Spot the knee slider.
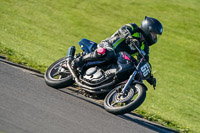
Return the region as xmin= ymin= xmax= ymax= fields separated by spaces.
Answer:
xmin=93 ymin=48 xmax=106 ymax=58
xmin=97 ymin=47 xmax=106 ymax=55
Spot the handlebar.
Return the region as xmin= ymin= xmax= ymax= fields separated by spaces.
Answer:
xmin=129 ymin=38 xmax=146 ymax=59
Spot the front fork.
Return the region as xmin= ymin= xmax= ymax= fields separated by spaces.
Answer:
xmin=120 ymin=58 xmax=143 ymax=95
xmin=121 ymin=70 xmax=137 ymax=94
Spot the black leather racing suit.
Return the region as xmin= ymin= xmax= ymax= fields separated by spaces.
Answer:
xmin=76 ymin=23 xmax=150 ymax=63
xmin=97 ymin=23 xmax=149 ymax=62
xmin=97 ymin=23 xmax=155 ymax=85
xmin=72 ymin=23 xmax=155 ymax=86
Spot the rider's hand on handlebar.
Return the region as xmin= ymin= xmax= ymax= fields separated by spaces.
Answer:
xmin=147 ymin=75 xmax=157 ymax=89
xmin=152 ymin=77 xmax=156 ymax=89
xmin=125 ymin=35 xmax=133 ymax=44
xmin=125 ymin=35 xmax=139 ymax=44
xmin=132 ymin=39 xmax=140 ymax=47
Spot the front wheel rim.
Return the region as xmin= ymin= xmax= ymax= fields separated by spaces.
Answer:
xmin=106 ymin=86 xmax=141 ymax=109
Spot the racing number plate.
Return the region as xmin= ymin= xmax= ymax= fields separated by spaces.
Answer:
xmin=141 ymin=63 xmax=151 ymax=77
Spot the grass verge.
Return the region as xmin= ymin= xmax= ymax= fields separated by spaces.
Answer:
xmin=1 ymin=0 xmax=200 ymax=132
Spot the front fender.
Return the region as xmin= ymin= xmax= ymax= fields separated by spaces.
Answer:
xmin=132 ymin=80 xmax=148 ymax=91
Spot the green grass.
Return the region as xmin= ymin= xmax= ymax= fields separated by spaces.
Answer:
xmin=0 ymin=0 xmax=200 ymax=132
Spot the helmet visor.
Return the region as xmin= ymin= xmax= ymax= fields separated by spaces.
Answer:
xmin=150 ymin=32 xmax=161 ymax=43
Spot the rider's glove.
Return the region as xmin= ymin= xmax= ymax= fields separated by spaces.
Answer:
xmin=152 ymin=77 xmax=156 ymax=89
xmin=119 ymin=26 xmax=131 ymax=39
xmin=132 ymin=39 xmax=140 ymax=47
xmin=125 ymin=35 xmax=133 ymax=44
xmin=147 ymin=75 xmax=156 ymax=89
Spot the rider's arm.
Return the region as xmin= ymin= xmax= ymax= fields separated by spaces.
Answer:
xmin=136 ymin=43 xmax=156 ymax=88
xmin=137 ymin=42 xmax=149 ymax=62
xmin=98 ymin=23 xmax=139 ymax=48
xmin=143 ymin=43 xmax=150 ymax=62
xmin=147 ymin=74 xmax=156 ymax=89
xmin=118 ymin=23 xmax=138 ymax=39
xmin=143 ymin=47 xmax=156 ymax=89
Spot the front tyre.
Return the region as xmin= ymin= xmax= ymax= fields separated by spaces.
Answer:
xmin=104 ymin=84 xmax=146 ymax=115
xmin=44 ymin=57 xmax=74 ymax=88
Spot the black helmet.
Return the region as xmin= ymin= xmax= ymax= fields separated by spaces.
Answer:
xmin=140 ymin=16 xmax=163 ymax=46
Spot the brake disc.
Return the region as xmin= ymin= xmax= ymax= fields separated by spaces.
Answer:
xmin=113 ymin=89 xmax=135 ymax=103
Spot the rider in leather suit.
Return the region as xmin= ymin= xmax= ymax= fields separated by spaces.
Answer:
xmin=72 ymin=16 xmax=163 ymax=88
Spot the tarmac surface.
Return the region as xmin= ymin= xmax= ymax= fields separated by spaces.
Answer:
xmin=0 ymin=61 xmax=177 ymax=133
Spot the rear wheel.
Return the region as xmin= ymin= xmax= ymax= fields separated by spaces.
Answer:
xmin=104 ymin=83 xmax=146 ymax=115
xmin=44 ymin=57 xmax=74 ymax=88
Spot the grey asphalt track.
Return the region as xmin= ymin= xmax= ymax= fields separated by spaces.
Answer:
xmin=0 ymin=61 xmax=177 ymax=133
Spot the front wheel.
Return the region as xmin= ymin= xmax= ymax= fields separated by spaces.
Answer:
xmin=104 ymin=84 xmax=146 ymax=115
xmin=44 ymin=57 xmax=74 ymax=88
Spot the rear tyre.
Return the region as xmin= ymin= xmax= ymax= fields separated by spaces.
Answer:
xmin=44 ymin=57 xmax=74 ymax=88
xmin=104 ymin=84 xmax=146 ymax=115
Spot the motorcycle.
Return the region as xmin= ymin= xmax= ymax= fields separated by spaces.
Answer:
xmin=44 ymin=38 xmax=152 ymax=115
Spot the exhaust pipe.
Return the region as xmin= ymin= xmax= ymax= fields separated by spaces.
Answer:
xmin=66 ymin=46 xmax=77 ymax=79
xmin=66 ymin=46 xmax=76 ymax=62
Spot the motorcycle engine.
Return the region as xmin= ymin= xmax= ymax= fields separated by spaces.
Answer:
xmin=82 ymin=66 xmax=106 ymax=83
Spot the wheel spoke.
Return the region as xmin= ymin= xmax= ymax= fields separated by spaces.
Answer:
xmin=104 ymin=84 xmax=145 ymax=114
xmin=58 ymin=75 xmax=62 ymax=79
xmin=53 ymin=66 xmax=60 ymax=70
xmin=52 ymin=71 xmax=60 ymax=77
xmin=61 ymin=71 xmax=70 ymax=75
xmin=111 ymin=102 xmax=118 ymax=106
xmin=51 ymin=66 xmax=70 ymax=79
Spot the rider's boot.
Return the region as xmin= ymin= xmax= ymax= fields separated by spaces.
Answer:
xmin=71 ymin=47 xmax=106 ymax=70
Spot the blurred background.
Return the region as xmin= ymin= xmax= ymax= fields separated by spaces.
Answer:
xmin=0 ymin=0 xmax=199 ymax=132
